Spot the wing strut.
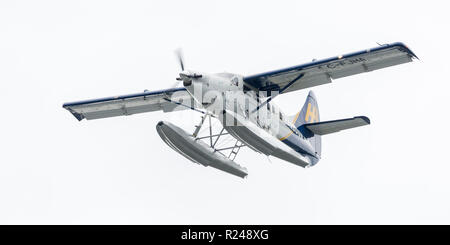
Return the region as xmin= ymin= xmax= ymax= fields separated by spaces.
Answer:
xmin=163 ymin=97 xmax=206 ymax=115
xmin=251 ymin=73 xmax=304 ymax=113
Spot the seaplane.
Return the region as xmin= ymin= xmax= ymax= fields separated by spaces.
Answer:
xmin=63 ymin=42 xmax=418 ymax=178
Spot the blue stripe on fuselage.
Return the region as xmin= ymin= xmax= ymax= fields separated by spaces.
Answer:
xmin=280 ymin=129 xmax=317 ymax=159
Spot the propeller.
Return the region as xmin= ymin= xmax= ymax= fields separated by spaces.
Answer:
xmin=173 ymin=48 xmax=201 ymax=87
xmin=170 ymin=49 xmax=186 ymax=88
xmin=175 ymin=48 xmax=185 ymax=72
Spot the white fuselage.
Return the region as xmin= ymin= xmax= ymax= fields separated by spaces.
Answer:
xmin=183 ymin=71 xmax=320 ymax=167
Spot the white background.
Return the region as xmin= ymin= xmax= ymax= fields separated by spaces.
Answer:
xmin=1 ymin=0 xmax=449 ymax=224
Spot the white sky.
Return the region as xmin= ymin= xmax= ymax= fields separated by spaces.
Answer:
xmin=1 ymin=0 xmax=449 ymax=224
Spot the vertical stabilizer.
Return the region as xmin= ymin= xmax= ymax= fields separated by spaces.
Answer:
xmin=291 ymin=91 xmax=322 ymax=158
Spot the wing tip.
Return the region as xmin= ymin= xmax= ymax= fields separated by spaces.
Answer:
xmin=391 ymin=42 xmax=419 ymax=60
xmin=62 ymin=104 xmax=85 ymax=121
xmin=355 ymin=116 xmax=370 ymax=125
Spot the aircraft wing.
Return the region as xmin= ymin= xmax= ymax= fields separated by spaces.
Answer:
xmin=63 ymin=87 xmax=199 ymax=121
xmin=303 ymin=116 xmax=370 ymax=135
xmin=243 ymin=42 xmax=418 ymax=94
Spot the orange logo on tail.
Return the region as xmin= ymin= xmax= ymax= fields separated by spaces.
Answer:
xmin=305 ymin=103 xmax=318 ymax=123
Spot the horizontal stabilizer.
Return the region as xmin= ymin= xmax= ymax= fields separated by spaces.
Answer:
xmin=303 ymin=116 xmax=370 ymax=135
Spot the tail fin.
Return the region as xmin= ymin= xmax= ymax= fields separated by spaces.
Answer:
xmin=293 ymin=90 xmax=320 ymax=128
xmin=291 ymin=91 xmax=322 ymax=158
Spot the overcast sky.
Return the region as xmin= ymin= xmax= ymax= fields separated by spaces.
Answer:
xmin=1 ymin=0 xmax=449 ymax=224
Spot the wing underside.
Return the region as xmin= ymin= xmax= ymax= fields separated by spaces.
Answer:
xmin=243 ymin=42 xmax=418 ymax=94
xmin=63 ymin=87 xmax=197 ymax=121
